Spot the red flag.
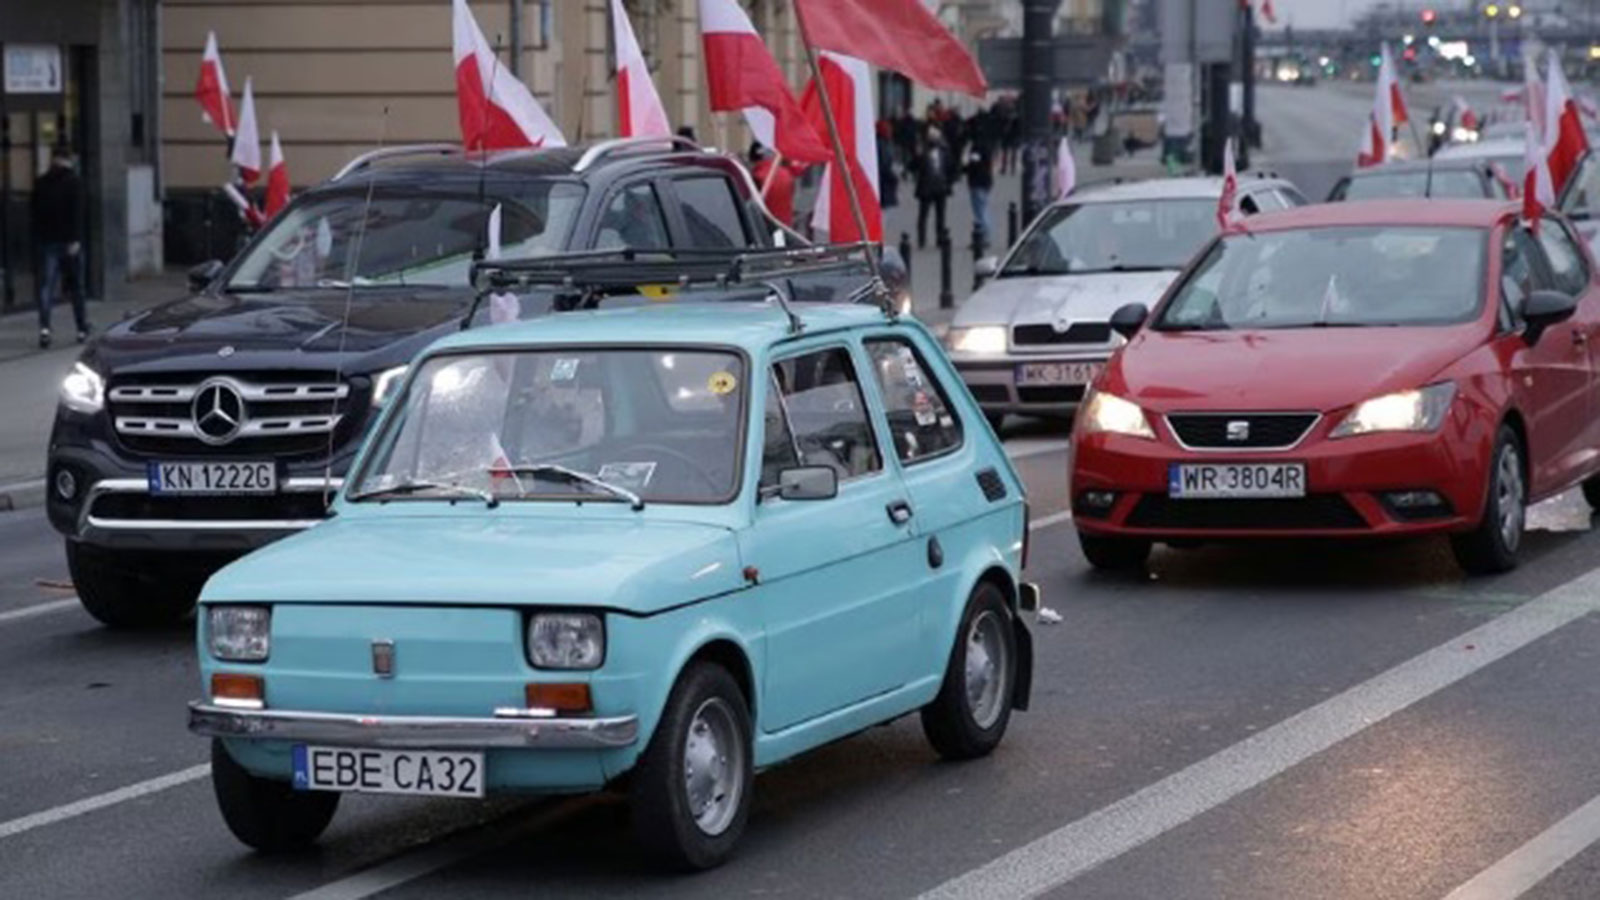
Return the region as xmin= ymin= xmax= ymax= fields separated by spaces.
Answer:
xmin=1259 ymin=0 xmax=1277 ymax=25
xmin=264 ymin=131 xmax=290 ymax=219
xmin=453 ymin=0 xmax=565 ymax=150
xmin=801 ymin=53 xmax=881 ymax=243
xmin=1525 ymin=121 xmax=1555 ymax=232
xmin=195 ymin=31 xmax=236 ymax=138
xmin=793 ymin=0 xmax=987 ymax=98
xmin=699 ymin=0 xmax=830 ymax=163
xmin=1217 ymin=138 xmax=1240 ymax=233
xmin=1453 ymin=96 xmax=1479 ymax=133
xmin=612 ymin=0 xmax=671 ymax=138
xmin=1543 ymin=54 xmax=1589 ymax=194
xmin=1357 ymin=45 xmax=1398 ymax=168
xmin=230 ymin=77 xmax=261 ymax=185
xmin=1380 ymin=44 xmax=1409 ymax=126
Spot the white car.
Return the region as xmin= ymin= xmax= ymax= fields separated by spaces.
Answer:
xmin=945 ymin=175 xmax=1306 ymax=429
xmin=1435 ymin=137 xmax=1524 ymax=183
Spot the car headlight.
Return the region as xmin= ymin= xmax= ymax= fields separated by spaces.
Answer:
xmin=371 ymin=365 xmax=409 ymax=407
xmin=946 ymin=326 xmax=1008 ymax=355
xmin=526 ymin=613 xmax=604 ymax=670
xmin=1080 ymin=390 xmax=1156 ymax=440
xmin=60 ymin=362 xmax=104 ymax=414
xmin=1330 ymin=382 xmax=1457 ymax=438
xmin=208 ymin=605 xmax=271 ymax=662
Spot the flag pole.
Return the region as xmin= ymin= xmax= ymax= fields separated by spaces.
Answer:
xmin=759 ymin=149 xmax=784 ymax=198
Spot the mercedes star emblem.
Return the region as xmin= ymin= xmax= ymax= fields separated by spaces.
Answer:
xmin=192 ymin=379 xmax=247 ymax=445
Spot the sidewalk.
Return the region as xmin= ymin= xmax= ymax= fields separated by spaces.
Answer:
xmin=0 ymin=269 xmax=188 ymax=365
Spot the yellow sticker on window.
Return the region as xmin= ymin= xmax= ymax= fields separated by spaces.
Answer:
xmin=708 ymin=371 xmax=738 ymax=395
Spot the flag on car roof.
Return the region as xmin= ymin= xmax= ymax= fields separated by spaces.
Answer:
xmin=1380 ymin=44 xmax=1409 ymax=126
xmin=452 ymin=0 xmax=566 ymax=150
xmin=802 ymin=52 xmax=881 ymax=243
xmin=1542 ymin=53 xmax=1589 ymax=194
xmin=612 ymin=0 xmax=671 ymax=139
xmin=1056 ymin=136 xmax=1076 ymax=199
xmin=195 ymin=31 xmax=236 ymax=138
xmin=230 ymin=77 xmax=262 ymax=184
xmin=1357 ymin=46 xmax=1396 ymax=167
xmin=264 ymin=131 xmax=290 ymax=218
xmin=1524 ymin=120 xmax=1555 ymax=232
xmin=699 ymin=0 xmax=830 ymax=163
xmin=1217 ymin=137 xmax=1240 ymax=233
xmin=792 ymin=0 xmax=986 ymax=98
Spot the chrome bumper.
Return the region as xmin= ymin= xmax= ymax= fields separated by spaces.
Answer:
xmin=80 ymin=477 xmax=339 ymax=534
xmin=188 ymin=702 xmax=640 ymax=750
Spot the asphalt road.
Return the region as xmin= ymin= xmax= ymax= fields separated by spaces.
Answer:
xmin=9 ymin=80 xmax=1600 ymax=899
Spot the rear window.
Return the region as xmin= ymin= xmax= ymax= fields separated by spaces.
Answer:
xmin=1343 ymin=170 xmax=1486 ymax=200
xmin=675 ymin=177 xmax=750 ymax=249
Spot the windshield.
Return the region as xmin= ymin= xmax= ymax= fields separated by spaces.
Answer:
xmin=1002 ymin=199 xmax=1215 ymax=276
xmin=1156 ymin=226 xmax=1485 ymax=331
xmin=226 ymin=182 xmax=586 ymax=291
xmin=1342 ymin=169 xmax=1487 ymax=200
xmin=353 ymin=348 xmax=746 ymax=505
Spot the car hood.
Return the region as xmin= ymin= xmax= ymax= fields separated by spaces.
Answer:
xmin=1111 ymin=325 xmax=1484 ymax=413
xmin=955 ymin=271 xmax=1180 ymax=328
xmin=202 ymin=513 xmax=746 ymax=615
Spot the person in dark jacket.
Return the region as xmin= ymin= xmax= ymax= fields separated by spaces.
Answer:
xmin=914 ymin=127 xmax=952 ymax=248
xmin=31 ymin=146 xmax=89 ymax=348
xmin=965 ymin=142 xmax=995 ymax=246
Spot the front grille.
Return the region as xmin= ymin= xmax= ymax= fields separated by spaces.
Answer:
xmin=107 ymin=372 xmax=369 ymax=460
xmin=968 ymin=384 xmax=1010 ymax=404
xmin=1013 ymin=323 xmax=1113 ymax=347
xmin=1165 ymin=413 xmax=1318 ymax=450
xmin=1126 ymin=495 xmax=1367 ymax=530
xmin=91 ymin=492 xmax=333 ymax=522
xmin=1017 ymin=385 xmax=1087 ymax=405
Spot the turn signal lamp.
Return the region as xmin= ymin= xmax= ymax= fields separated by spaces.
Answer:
xmin=526 ymin=683 xmax=592 ymax=714
xmin=211 ymin=673 xmax=265 ymax=710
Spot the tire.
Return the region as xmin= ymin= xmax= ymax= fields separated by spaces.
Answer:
xmin=1078 ymin=532 xmax=1153 ymax=571
xmin=985 ymin=412 xmax=1006 ymax=435
xmin=1451 ymin=426 xmax=1526 ymax=576
xmin=211 ymin=739 xmax=339 ymax=852
xmin=66 ymin=541 xmax=207 ymax=629
xmin=630 ymin=661 xmax=754 ymax=871
xmin=921 ymin=582 xmax=1017 ymax=761
xmin=1583 ymin=475 xmax=1600 ymax=512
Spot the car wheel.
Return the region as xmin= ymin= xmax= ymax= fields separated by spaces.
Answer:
xmin=211 ymin=739 xmax=339 ymax=852
xmin=1582 ymin=474 xmax=1600 ymax=512
xmin=630 ymin=661 xmax=754 ymax=871
xmin=1078 ymin=532 xmax=1152 ymax=571
xmin=921 ymin=582 xmax=1016 ymax=761
xmin=66 ymin=541 xmax=206 ymax=629
xmin=985 ymin=412 xmax=1006 ymax=435
xmin=1451 ymin=426 xmax=1526 ymax=576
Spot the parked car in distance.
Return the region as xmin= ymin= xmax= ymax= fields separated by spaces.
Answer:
xmin=1327 ymin=157 xmax=1513 ymax=202
xmin=1071 ymin=200 xmax=1600 ymax=575
xmin=188 ymin=299 xmax=1037 ymax=870
xmin=1435 ymin=137 xmax=1525 ymax=185
xmin=947 ymin=175 xmax=1305 ymax=430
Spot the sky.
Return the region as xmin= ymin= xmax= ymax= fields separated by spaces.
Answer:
xmin=1267 ymin=0 xmax=1377 ymax=30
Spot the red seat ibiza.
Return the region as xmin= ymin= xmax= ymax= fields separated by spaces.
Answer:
xmin=1070 ymin=200 xmax=1600 ymax=574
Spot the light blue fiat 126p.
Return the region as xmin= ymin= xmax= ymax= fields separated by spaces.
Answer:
xmin=189 ymin=299 xmax=1037 ymax=869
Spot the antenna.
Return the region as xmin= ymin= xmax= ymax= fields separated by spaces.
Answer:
xmin=760 ymin=279 xmax=805 ymax=335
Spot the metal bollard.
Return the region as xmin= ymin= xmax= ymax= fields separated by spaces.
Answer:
xmin=1007 ymin=202 xmax=1019 ymax=249
xmin=898 ymin=231 xmax=913 ymax=289
xmin=938 ymin=228 xmax=954 ymax=310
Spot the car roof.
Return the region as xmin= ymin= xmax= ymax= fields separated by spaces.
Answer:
xmin=1240 ymin=198 xmax=1517 ymax=232
xmin=1067 ymin=174 xmax=1295 ymax=205
xmin=1436 ymin=138 xmax=1523 ymax=162
xmin=1348 ymin=157 xmax=1492 ymax=176
xmin=429 ymin=302 xmax=895 ymax=355
xmin=323 ymin=141 xmax=740 ymax=190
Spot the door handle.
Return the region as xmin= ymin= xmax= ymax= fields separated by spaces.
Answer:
xmin=886 ymin=500 xmax=914 ymax=525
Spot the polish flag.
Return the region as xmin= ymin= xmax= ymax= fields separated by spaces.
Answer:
xmin=230 ymin=77 xmax=262 ymax=184
xmin=1259 ymin=0 xmax=1277 ymax=26
xmin=1217 ymin=137 xmax=1240 ymax=232
xmin=1524 ymin=61 xmax=1548 ymax=142
xmin=264 ymin=131 xmax=290 ymax=219
xmin=793 ymin=0 xmax=986 ymax=98
xmin=612 ymin=0 xmax=670 ymax=138
xmin=1056 ymin=136 xmax=1076 ymax=199
xmin=1380 ymin=44 xmax=1409 ymax=126
xmin=802 ymin=53 xmax=881 ymax=243
xmin=1542 ymin=53 xmax=1590 ymax=194
xmin=195 ymin=31 xmax=236 ymax=137
xmin=699 ymin=0 xmax=831 ymax=164
xmin=453 ymin=0 xmax=565 ymax=150
xmin=1453 ymin=96 xmax=1479 ymax=133
xmin=1525 ymin=120 xmax=1555 ymax=232
xmin=1357 ymin=48 xmax=1396 ymax=167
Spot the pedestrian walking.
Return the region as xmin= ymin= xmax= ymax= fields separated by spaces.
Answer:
xmin=877 ymin=122 xmax=900 ymax=209
xmin=965 ymin=142 xmax=995 ymax=245
xmin=31 ymin=146 xmax=90 ymax=349
xmin=914 ymin=127 xmax=952 ymax=248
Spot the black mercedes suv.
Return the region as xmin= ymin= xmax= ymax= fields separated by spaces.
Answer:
xmin=46 ymin=138 xmax=826 ymax=627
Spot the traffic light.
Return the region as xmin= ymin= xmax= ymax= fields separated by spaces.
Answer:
xmin=1421 ymin=9 xmax=1436 ymax=25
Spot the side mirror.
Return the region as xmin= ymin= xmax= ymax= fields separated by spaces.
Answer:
xmin=1110 ymin=302 xmax=1150 ymax=341
xmin=974 ymin=256 xmax=1001 ymax=283
xmin=1523 ymin=289 xmax=1579 ymax=346
xmin=187 ymin=260 xmax=224 ymax=293
xmin=777 ymin=466 xmax=838 ymax=501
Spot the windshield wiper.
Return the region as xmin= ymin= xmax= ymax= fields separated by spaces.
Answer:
xmin=351 ymin=480 xmax=499 ymax=508
xmin=501 ymin=464 xmax=645 ymax=511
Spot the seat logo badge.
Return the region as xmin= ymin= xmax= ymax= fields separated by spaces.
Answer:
xmin=372 ymin=639 xmax=396 ymax=678
xmin=191 ymin=379 xmax=247 ymax=445
xmin=1226 ymin=420 xmax=1251 ymax=442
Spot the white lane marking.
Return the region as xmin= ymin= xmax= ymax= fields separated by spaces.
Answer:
xmin=0 ymin=764 xmax=210 ymax=840
xmin=920 ymin=565 xmax=1600 ymax=900
xmin=1029 ymin=509 xmax=1072 ymax=531
xmin=1441 ymin=792 xmax=1600 ymax=900
xmin=0 ymin=597 xmax=79 ymax=625
xmin=1006 ymin=438 xmax=1072 ymax=462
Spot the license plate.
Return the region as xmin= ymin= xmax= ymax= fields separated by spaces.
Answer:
xmin=147 ymin=461 xmax=276 ymax=495
xmin=292 ymin=745 xmax=485 ymax=798
xmin=1017 ymin=361 xmax=1102 ymax=386
xmin=1169 ymin=463 xmax=1306 ymax=499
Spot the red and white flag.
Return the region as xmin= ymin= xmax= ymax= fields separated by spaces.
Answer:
xmin=802 ymin=53 xmax=881 ymax=243
xmin=1525 ymin=120 xmax=1556 ymax=231
xmin=230 ymin=77 xmax=261 ymax=184
xmin=1056 ymin=136 xmax=1076 ymax=199
xmin=264 ymin=131 xmax=290 ymax=219
xmin=699 ymin=0 xmax=830 ymax=163
xmin=1381 ymin=44 xmax=1410 ymax=127
xmin=612 ymin=0 xmax=670 ymax=138
xmin=1524 ymin=60 xmax=1548 ymax=142
xmin=1453 ymin=96 xmax=1479 ymax=133
xmin=1259 ymin=0 xmax=1277 ymax=26
xmin=1543 ymin=53 xmax=1590 ymax=194
xmin=1217 ymin=137 xmax=1240 ymax=232
xmin=1357 ymin=45 xmax=1398 ymax=167
xmin=195 ymin=31 xmax=236 ymax=138
xmin=792 ymin=0 xmax=986 ymax=98
xmin=452 ymin=0 xmax=565 ymax=150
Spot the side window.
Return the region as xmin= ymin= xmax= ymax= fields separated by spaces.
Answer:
xmin=759 ymin=373 xmax=801 ymax=489
xmin=769 ymin=348 xmax=882 ymax=480
xmin=1247 ymin=190 xmax=1284 ymax=212
xmin=1563 ymin=154 xmax=1600 ymax=218
xmin=1537 ymin=220 xmax=1590 ymax=296
xmin=864 ymin=338 xmax=963 ymax=464
xmin=674 ymin=176 xmax=750 ymax=249
xmin=594 ymin=182 xmax=671 ymax=251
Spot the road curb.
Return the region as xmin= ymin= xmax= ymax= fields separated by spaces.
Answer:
xmin=0 ymin=478 xmax=46 ymax=512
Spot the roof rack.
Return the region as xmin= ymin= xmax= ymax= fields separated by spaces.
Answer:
xmin=573 ymin=136 xmax=704 ymax=173
xmin=331 ymin=143 xmax=462 ymax=182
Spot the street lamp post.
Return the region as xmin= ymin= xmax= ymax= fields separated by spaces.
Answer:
xmin=1020 ymin=0 xmax=1059 ymax=226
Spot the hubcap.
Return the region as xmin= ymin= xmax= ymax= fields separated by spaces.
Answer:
xmin=682 ymin=697 xmax=744 ymax=837
xmin=1497 ymin=445 xmax=1525 ymax=553
xmin=964 ymin=610 xmax=1010 ymax=730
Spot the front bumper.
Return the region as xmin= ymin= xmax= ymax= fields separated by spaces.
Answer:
xmin=951 ymin=355 xmax=1108 ymax=416
xmin=189 ymin=702 xmax=640 ymax=750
